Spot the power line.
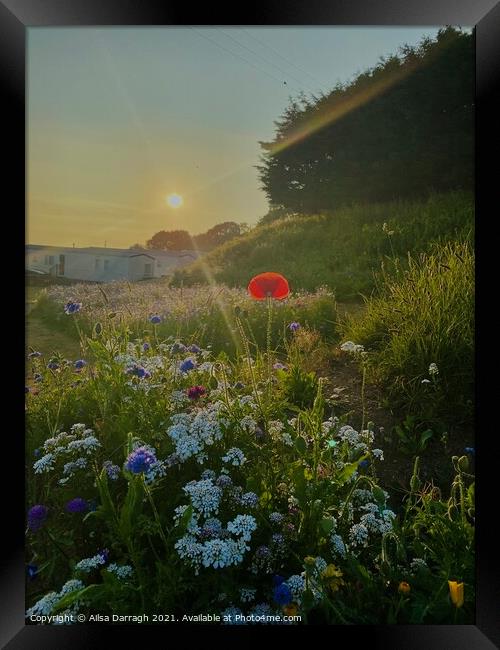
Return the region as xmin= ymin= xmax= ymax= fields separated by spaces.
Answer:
xmin=215 ymin=28 xmax=315 ymax=96
xmin=240 ymin=28 xmax=327 ymax=92
xmin=189 ymin=27 xmax=301 ymax=94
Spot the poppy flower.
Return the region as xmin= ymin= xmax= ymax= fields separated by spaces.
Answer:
xmin=398 ymin=581 xmax=411 ymax=595
xmin=247 ymin=272 xmax=290 ymax=300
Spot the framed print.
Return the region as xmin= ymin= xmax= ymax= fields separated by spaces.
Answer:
xmin=2 ymin=0 xmax=498 ymax=646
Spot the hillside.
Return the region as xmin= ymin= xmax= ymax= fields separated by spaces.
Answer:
xmin=171 ymin=191 xmax=474 ymax=300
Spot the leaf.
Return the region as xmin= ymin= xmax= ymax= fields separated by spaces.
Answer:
xmin=337 ymin=453 xmax=368 ymax=485
xmin=259 ymin=491 xmax=272 ymax=506
xmin=420 ymin=429 xmax=434 ymax=446
xmin=176 ymin=505 xmax=194 ymax=534
xmin=372 ymin=486 xmax=386 ymax=508
xmin=304 ymin=467 xmax=313 ymax=481
xmin=320 ymin=518 xmax=335 ymax=534
xmin=53 ymin=584 xmax=104 ymax=613
xmin=295 ymin=436 xmax=307 ymax=454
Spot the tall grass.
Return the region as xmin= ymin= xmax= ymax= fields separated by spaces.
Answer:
xmin=31 ymin=283 xmax=338 ymax=359
xmin=343 ymin=239 xmax=474 ymax=426
xmin=172 ymin=191 xmax=474 ymax=300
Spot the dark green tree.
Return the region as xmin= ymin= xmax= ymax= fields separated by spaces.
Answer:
xmin=257 ymin=28 xmax=474 ymax=213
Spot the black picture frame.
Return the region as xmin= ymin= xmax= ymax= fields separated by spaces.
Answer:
xmin=4 ymin=0 xmax=498 ymax=646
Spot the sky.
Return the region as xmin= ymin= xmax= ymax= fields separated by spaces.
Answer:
xmin=27 ymin=26 xmax=444 ymax=248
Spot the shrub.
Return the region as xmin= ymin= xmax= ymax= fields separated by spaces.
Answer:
xmin=343 ymin=240 xmax=474 ymax=426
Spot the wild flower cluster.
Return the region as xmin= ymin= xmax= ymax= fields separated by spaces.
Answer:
xmin=25 ymin=293 xmax=474 ymax=625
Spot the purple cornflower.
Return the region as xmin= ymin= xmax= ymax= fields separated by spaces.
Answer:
xmin=273 ymin=583 xmax=293 ymax=606
xmin=66 ymin=498 xmax=88 ymax=513
xmin=188 ymin=344 xmax=201 ymax=353
xmin=256 ymin=545 xmax=271 ymax=558
xmin=149 ymin=314 xmax=162 ymax=324
xmin=180 ymin=358 xmax=196 ymax=373
xmin=64 ymin=301 xmax=82 ymax=315
xmin=187 ymin=385 xmax=206 ymax=400
xmin=47 ymin=362 xmax=59 ymax=370
xmin=273 ymin=362 xmax=288 ymax=371
xmin=289 ymin=322 xmax=300 ymax=332
xmin=142 ymin=342 xmax=150 ymax=352
xmin=27 ymin=505 xmax=48 ymax=532
xmin=74 ymin=359 xmax=87 ymax=370
xmin=126 ymin=364 xmax=151 ymax=379
xmin=103 ymin=460 xmax=120 ymax=480
xmin=125 ymin=446 xmax=157 ymax=474
xmin=171 ymin=342 xmax=187 ymax=354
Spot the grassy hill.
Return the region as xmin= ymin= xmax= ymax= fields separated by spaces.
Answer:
xmin=172 ymin=191 xmax=474 ymax=300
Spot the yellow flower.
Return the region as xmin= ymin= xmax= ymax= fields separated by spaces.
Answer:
xmin=322 ymin=564 xmax=345 ymax=593
xmin=283 ymin=603 xmax=298 ymax=616
xmin=322 ymin=564 xmax=343 ymax=580
xmin=448 ymin=581 xmax=464 ymax=608
xmin=398 ymin=581 xmax=411 ymax=595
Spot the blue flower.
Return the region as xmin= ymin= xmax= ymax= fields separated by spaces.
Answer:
xmin=47 ymin=362 xmax=59 ymax=370
xmin=142 ymin=342 xmax=150 ymax=352
xmin=125 ymin=446 xmax=158 ymax=474
xmin=464 ymin=447 xmax=475 ymax=456
xmin=74 ymin=359 xmax=87 ymax=370
xmin=27 ymin=505 xmax=48 ymax=531
xmin=149 ymin=315 xmax=162 ymax=324
xmin=171 ymin=342 xmax=187 ymax=354
xmin=272 ymin=574 xmax=285 ymax=587
xmin=98 ymin=548 xmax=110 ymax=563
xmin=103 ymin=460 xmax=120 ymax=480
xmin=273 ymin=583 xmax=293 ymax=606
xmin=66 ymin=498 xmax=88 ymax=513
xmin=289 ymin=322 xmax=300 ymax=332
xmin=358 ymin=459 xmax=370 ymax=469
xmin=126 ymin=364 xmax=151 ymax=379
xmin=64 ymin=301 xmax=82 ymax=315
xmin=27 ymin=564 xmax=38 ymax=580
xmin=188 ymin=344 xmax=201 ymax=353
xmin=180 ymin=358 xmax=196 ymax=373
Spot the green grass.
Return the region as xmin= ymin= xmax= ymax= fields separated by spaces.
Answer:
xmin=172 ymin=191 xmax=474 ymax=301
xmin=342 ymin=239 xmax=474 ymax=427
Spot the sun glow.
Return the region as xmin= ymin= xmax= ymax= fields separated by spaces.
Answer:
xmin=166 ymin=193 xmax=183 ymax=208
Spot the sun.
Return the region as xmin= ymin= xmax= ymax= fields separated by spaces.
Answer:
xmin=166 ymin=193 xmax=184 ymax=208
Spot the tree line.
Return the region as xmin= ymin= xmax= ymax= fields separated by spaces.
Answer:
xmin=257 ymin=27 xmax=474 ymax=218
xmin=130 ymin=221 xmax=250 ymax=252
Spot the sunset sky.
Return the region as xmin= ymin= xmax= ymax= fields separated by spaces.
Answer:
xmin=27 ymin=26 xmax=442 ymax=249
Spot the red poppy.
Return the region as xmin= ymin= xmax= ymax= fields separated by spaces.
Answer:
xmin=247 ymin=272 xmax=290 ymax=300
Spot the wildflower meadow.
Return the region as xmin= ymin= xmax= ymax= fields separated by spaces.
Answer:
xmin=25 ymin=271 xmax=474 ymax=626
